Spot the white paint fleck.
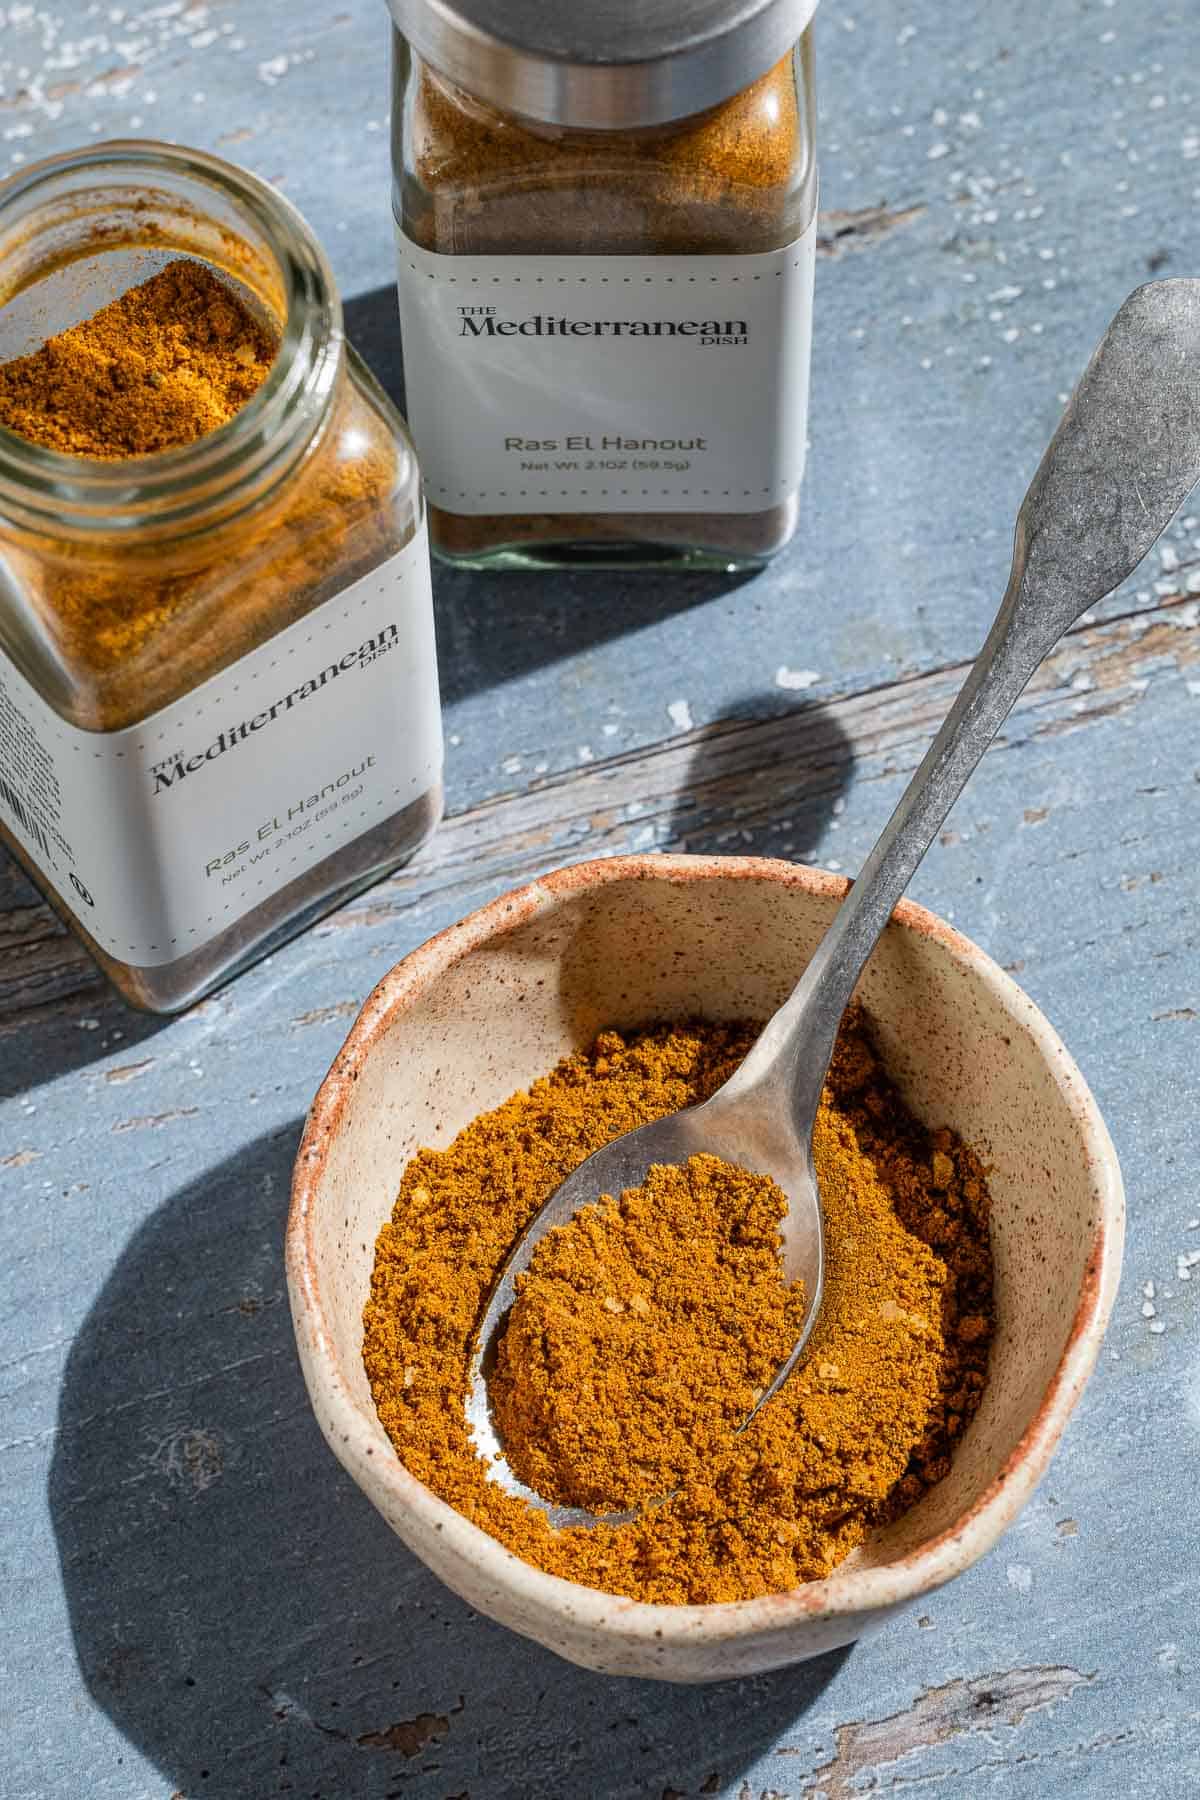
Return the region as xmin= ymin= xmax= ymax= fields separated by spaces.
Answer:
xmin=1007 ymin=1564 xmax=1033 ymax=1593
xmin=927 ymin=141 xmax=951 ymax=161
xmin=1144 ymin=1280 xmax=1156 ymax=1299
xmin=501 ymin=754 xmax=522 ymax=776
xmin=577 ymin=744 xmax=595 ymax=762
xmin=775 ymin=666 xmax=821 ymax=691
xmin=667 ymin=699 xmax=694 ymax=733
xmin=1149 ymin=1320 xmax=1166 ymax=1335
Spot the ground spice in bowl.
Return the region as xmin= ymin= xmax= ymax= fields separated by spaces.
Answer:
xmin=363 ymin=1009 xmax=995 ymax=1604
xmin=492 ymin=1154 xmax=809 ymax=1515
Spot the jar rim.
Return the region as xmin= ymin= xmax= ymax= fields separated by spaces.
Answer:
xmin=387 ymin=0 xmax=819 ymax=130
xmin=0 ymin=139 xmax=343 ymax=537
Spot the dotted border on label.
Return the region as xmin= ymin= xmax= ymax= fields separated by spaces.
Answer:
xmin=401 ymin=263 xmax=808 ymax=285
xmin=427 ymin=479 xmax=807 ymax=504
xmin=0 ymin=530 xmax=441 ymax=962
xmin=397 ymin=238 xmax=815 ymax=514
xmin=32 ymin=533 xmax=429 ymax=757
xmin=118 ymin=765 xmax=437 ymax=958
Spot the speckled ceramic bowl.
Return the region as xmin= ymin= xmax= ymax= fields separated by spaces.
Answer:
xmin=286 ymin=856 xmax=1123 ymax=1682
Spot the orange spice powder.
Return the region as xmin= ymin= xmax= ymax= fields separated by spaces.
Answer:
xmin=362 ymin=1011 xmax=995 ymax=1605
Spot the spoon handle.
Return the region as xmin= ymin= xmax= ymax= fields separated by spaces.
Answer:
xmin=730 ymin=277 xmax=1200 ymax=1123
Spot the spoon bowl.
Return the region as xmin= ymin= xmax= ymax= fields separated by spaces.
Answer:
xmin=466 ymin=1087 xmax=824 ymax=1526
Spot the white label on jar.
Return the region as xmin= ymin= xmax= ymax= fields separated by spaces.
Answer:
xmin=0 ymin=525 xmax=442 ymax=967
xmin=395 ymin=226 xmax=816 ymax=515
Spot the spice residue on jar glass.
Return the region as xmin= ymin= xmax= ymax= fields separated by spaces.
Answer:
xmin=0 ymin=141 xmax=443 ymax=1014
xmin=363 ymin=1009 xmax=995 ymax=1605
xmin=388 ymin=0 xmax=820 ymax=570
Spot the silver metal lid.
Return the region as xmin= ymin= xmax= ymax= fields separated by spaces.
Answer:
xmin=386 ymin=0 xmax=820 ymax=129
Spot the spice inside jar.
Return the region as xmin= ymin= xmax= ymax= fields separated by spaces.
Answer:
xmin=388 ymin=0 xmax=820 ymax=570
xmin=0 ymin=142 xmax=443 ymax=1013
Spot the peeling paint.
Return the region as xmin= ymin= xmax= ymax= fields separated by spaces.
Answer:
xmin=289 ymin=1000 xmax=359 ymax=1030
xmin=356 ymin=1696 xmax=464 ymax=1756
xmin=356 ymin=1711 xmax=449 ymax=1755
xmin=102 ymin=1059 xmax=154 ymax=1085
xmin=1 ymin=1147 xmax=41 ymax=1168
xmin=151 ymin=1425 xmax=224 ymax=1494
xmin=816 ymin=202 xmax=927 ymax=257
xmin=806 ymin=1665 xmax=1092 ymax=1799
xmin=111 ymin=1107 xmax=200 ymax=1132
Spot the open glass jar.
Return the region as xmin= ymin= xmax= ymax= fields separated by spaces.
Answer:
xmin=389 ymin=0 xmax=820 ymax=570
xmin=0 ymin=142 xmax=443 ymax=1013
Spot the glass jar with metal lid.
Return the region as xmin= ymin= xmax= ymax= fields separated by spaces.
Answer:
xmin=388 ymin=0 xmax=820 ymax=570
xmin=0 ymin=142 xmax=443 ymax=1013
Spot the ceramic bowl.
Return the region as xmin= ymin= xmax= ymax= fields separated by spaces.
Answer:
xmin=286 ymin=855 xmax=1124 ymax=1683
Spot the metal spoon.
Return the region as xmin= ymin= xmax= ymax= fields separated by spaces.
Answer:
xmin=468 ymin=278 xmax=1200 ymax=1527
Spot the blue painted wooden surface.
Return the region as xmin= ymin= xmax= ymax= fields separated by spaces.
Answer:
xmin=2 ymin=2 xmax=1199 ymax=1796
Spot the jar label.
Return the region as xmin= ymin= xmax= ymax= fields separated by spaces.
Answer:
xmin=395 ymin=226 xmax=816 ymax=515
xmin=0 ymin=526 xmax=442 ymax=968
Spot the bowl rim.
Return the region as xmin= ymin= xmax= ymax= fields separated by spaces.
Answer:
xmin=286 ymin=853 xmax=1125 ymax=1644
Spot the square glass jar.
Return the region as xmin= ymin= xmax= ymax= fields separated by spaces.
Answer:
xmin=389 ymin=0 xmax=820 ymax=570
xmin=0 ymin=143 xmax=443 ymax=1012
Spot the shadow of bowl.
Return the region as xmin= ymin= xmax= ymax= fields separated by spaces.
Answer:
xmin=49 ymin=1120 xmax=848 ymax=1799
